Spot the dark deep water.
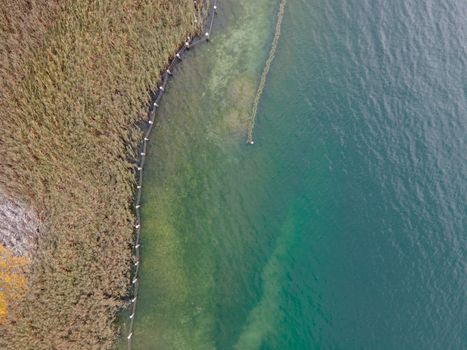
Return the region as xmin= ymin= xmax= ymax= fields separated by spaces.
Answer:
xmin=129 ymin=0 xmax=467 ymax=348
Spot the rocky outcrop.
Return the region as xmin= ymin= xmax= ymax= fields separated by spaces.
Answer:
xmin=0 ymin=191 xmax=41 ymax=257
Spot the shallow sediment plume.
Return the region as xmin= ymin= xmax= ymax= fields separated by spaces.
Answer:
xmin=246 ymin=0 xmax=288 ymax=144
xmin=127 ymin=0 xmax=279 ymax=348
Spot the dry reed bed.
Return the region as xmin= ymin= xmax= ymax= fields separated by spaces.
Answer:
xmin=0 ymin=1 xmax=200 ymax=348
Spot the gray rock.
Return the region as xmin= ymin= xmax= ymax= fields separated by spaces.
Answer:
xmin=0 ymin=190 xmax=41 ymax=257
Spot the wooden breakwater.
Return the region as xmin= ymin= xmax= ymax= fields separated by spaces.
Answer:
xmin=246 ymin=0 xmax=288 ymax=145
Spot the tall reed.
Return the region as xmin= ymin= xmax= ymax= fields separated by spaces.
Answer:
xmin=0 ymin=1 xmax=200 ymax=348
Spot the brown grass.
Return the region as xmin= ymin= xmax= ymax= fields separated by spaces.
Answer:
xmin=0 ymin=0 xmax=200 ymax=348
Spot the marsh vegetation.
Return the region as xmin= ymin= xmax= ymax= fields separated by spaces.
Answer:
xmin=0 ymin=1 xmax=200 ymax=348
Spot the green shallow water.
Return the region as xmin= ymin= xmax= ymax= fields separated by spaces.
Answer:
xmin=124 ymin=0 xmax=466 ymax=348
xmin=129 ymin=1 xmax=280 ymax=348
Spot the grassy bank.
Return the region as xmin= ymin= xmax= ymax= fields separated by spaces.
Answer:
xmin=0 ymin=1 xmax=200 ymax=348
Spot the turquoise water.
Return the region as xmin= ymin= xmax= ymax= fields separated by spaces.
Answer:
xmin=130 ymin=0 xmax=466 ymax=348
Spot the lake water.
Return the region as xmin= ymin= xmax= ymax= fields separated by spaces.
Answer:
xmin=128 ymin=0 xmax=466 ymax=348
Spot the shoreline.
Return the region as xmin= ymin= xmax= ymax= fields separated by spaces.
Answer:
xmin=124 ymin=1 xmax=219 ymax=347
